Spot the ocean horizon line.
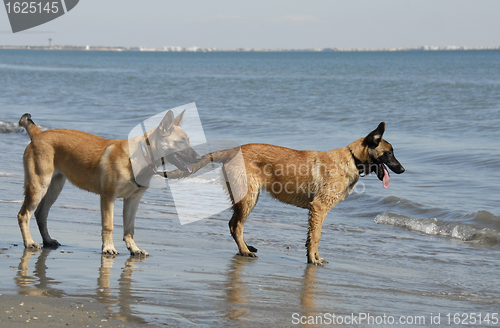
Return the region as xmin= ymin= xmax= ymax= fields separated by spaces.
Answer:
xmin=1 ymin=44 xmax=499 ymax=53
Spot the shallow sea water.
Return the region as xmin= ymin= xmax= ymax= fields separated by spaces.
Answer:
xmin=0 ymin=49 xmax=500 ymax=327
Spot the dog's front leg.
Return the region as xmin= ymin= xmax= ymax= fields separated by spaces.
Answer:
xmin=101 ymin=196 xmax=118 ymax=255
xmin=123 ymin=191 xmax=148 ymax=256
xmin=306 ymin=203 xmax=329 ymax=266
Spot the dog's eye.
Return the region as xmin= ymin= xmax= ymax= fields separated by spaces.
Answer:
xmin=177 ymin=138 xmax=188 ymax=146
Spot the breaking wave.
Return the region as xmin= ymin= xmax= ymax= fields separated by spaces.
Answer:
xmin=0 ymin=120 xmax=50 ymax=134
xmin=374 ymin=213 xmax=500 ymax=246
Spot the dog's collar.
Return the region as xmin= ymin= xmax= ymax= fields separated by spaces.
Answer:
xmin=132 ymin=128 xmax=169 ymax=188
xmin=131 ymin=143 xmax=156 ymax=188
xmin=141 ymin=140 xmax=169 ymax=175
xmin=348 ymin=147 xmax=365 ymax=176
xmin=141 ymin=141 xmax=156 ymax=170
xmin=131 ymin=176 xmax=145 ymax=189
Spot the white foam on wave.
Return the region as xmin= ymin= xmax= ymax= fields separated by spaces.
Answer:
xmin=375 ymin=215 xmax=439 ymax=235
xmin=0 ymin=121 xmax=22 ymax=134
xmin=176 ymin=175 xmax=221 ymax=185
xmin=0 ymin=120 xmax=50 ymax=134
xmin=0 ymin=172 xmax=18 ymax=177
xmin=0 ymin=199 xmax=23 ymax=204
xmin=374 ymin=214 xmax=500 ymax=245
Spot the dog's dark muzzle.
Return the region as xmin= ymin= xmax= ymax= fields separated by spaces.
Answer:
xmin=386 ymin=161 xmax=405 ymax=174
xmin=373 ymin=154 xmax=405 ymax=189
xmin=165 ymin=147 xmax=202 ymax=173
xmin=377 ymin=152 xmax=405 ymax=175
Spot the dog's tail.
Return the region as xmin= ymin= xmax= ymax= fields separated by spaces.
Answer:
xmin=19 ymin=113 xmax=42 ymax=139
xmin=166 ymin=147 xmax=240 ymax=179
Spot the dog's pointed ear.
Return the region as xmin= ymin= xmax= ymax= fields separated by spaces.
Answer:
xmin=364 ymin=122 xmax=385 ymax=148
xmin=159 ymin=110 xmax=175 ymax=132
xmin=173 ymin=109 xmax=186 ymax=127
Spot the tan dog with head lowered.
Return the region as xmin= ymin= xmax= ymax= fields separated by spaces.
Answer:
xmin=169 ymin=122 xmax=405 ymax=265
xmin=17 ymin=111 xmax=200 ymax=256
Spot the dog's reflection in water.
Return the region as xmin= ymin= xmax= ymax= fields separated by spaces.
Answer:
xmin=15 ymin=248 xmax=64 ymax=298
xmin=223 ymin=256 xmax=324 ymax=324
xmin=97 ymin=254 xmax=148 ymax=324
xmin=14 ymin=249 xmax=147 ymax=324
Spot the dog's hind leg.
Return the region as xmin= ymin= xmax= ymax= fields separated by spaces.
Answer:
xmin=18 ymin=146 xmax=53 ymax=250
xmin=34 ymin=173 xmax=66 ymax=248
xmin=306 ymin=201 xmax=329 ymax=266
xmin=229 ymin=191 xmax=259 ymax=258
xmin=123 ymin=189 xmax=148 ymax=256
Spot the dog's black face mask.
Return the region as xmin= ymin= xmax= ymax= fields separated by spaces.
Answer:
xmin=165 ymin=147 xmax=202 ymax=173
xmin=364 ymin=122 xmax=405 ymax=189
xmin=153 ymin=108 xmax=202 ymax=173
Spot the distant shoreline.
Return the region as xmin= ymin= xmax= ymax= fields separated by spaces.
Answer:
xmin=0 ymin=45 xmax=499 ymax=52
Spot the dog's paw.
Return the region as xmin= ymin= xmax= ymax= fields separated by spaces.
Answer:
xmin=238 ymin=251 xmax=258 ymax=258
xmin=317 ymin=257 xmax=328 ymax=264
xmin=25 ymin=242 xmax=41 ymax=250
xmin=131 ymin=249 xmax=149 ymax=257
xmin=307 ymin=257 xmax=327 ymax=266
xmin=102 ymin=247 xmax=119 ymax=255
xmin=43 ymin=239 xmax=61 ymax=248
xmin=246 ymin=244 xmax=258 ymax=253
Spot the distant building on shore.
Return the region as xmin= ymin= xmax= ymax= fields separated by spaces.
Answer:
xmin=0 ymin=44 xmax=499 ymax=52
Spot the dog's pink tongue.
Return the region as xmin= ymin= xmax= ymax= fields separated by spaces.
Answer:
xmin=382 ymin=164 xmax=390 ymax=189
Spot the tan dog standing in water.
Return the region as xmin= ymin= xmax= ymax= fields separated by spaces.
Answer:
xmin=17 ymin=111 xmax=200 ymax=256
xmin=169 ymin=122 xmax=405 ymax=265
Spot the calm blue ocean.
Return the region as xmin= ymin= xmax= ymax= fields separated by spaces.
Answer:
xmin=1 ymin=49 xmax=499 ymax=326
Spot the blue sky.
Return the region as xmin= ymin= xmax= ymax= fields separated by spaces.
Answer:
xmin=1 ymin=0 xmax=499 ymax=48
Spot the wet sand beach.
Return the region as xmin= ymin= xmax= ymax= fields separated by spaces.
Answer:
xmin=0 ymin=214 xmax=334 ymax=327
xmin=0 ymin=294 xmax=150 ymax=327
